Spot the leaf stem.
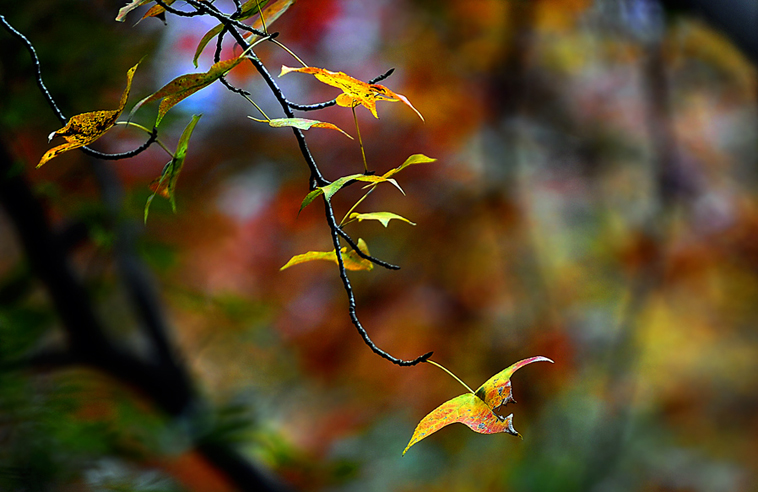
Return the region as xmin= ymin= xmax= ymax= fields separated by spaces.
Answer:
xmin=353 ymin=106 xmax=368 ymax=173
xmin=115 ymin=121 xmax=173 ymax=157
xmin=243 ymin=94 xmax=270 ymax=120
xmin=269 ymin=38 xmax=308 ymax=68
xmin=340 ymin=187 xmax=374 ymax=226
xmin=426 ymin=359 xmax=476 ymax=395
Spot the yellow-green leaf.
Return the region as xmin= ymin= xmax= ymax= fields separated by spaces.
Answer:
xmin=382 ymin=154 xmax=436 ymax=179
xmin=349 ymin=212 xmax=416 ymax=227
xmin=279 ymin=65 xmax=423 ymax=121
xmin=116 ymin=0 xmax=154 ymax=22
xmin=474 ymin=356 xmax=554 ymax=411
xmin=144 ymin=114 xmax=202 ymax=223
xmin=38 ymin=62 xmax=139 ymax=167
xmin=280 ymin=238 xmax=373 ymax=271
xmin=261 ymin=117 xmax=352 ymax=139
xmin=403 ymin=394 xmax=519 ymax=455
xmin=298 ymin=174 xmax=402 ymax=213
xmin=131 ymin=56 xmax=246 ymax=126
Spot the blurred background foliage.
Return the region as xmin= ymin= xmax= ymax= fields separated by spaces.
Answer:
xmin=1 ymin=0 xmax=757 ymax=490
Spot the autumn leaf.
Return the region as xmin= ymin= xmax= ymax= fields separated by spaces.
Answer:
xmin=279 ymin=66 xmax=424 ymax=121
xmin=382 ymin=154 xmax=437 ymax=179
xmin=403 ymin=394 xmax=519 ymax=455
xmin=193 ymin=0 xmax=280 ymax=67
xmin=256 ymin=117 xmax=352 ymax=139
xmin=38 ymin=62 xmax=139 ymax=167
xmin=242 ymin=0 xmax=295 ymax=41
xmin=348 ymin=212 xmax=416 ymax=227
xmin=131 ymin=56 xmax=247 ymax=126
xmin=403 ymin=356 xmax=553 ymax=455
xmin=280 ymin=238 xmax=373 ymax=271
xmin=144 ymin=114 xmax=202 ymax=223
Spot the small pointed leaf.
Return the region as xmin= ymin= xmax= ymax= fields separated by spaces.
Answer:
xmin=383 ymin=154 xmax=436 ymax=179
xmin=349 ymin=212 xmax=415 ymax=227
xmin=261 ymin=117 xmax=352 ymax=139
xmin=38 ymin=62 xmax=139 ymax=167
xmin=298 ymin=174 xmax=401 ymax=213
xmin=144 ymin=114 xmax=202 ymax=223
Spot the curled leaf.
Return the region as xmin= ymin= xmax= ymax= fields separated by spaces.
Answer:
xmin=131 ymin=56 xmax=246 ymax=126
xmin=279 ymin=65 xmax=423 ymax=121
xmin=403 ymin=394 xmax=519 ymax=455
xmin=139 ymin=0 xmax=176 ymax=23
xmin=258 ymin=117 xmax=352 ymax=139
xmin=38 ymin=62 xmax=139 ymax=167
xmin=349 ymin=212 xmax=416 ymax=227
xmin=475 ymin=356 xmax=554 ymax=411
xmin=144 ymin=114 xmax=202 ymax=223
xmin=280 ymin=238 xmax=373 ymax=271
xmin=116 ymin=0 xmax=154 ymax=22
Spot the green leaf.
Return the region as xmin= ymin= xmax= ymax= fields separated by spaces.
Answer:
xmin=131 ymin=57 xmax=246 ymax=126
xmin=403 ymin=394 xmax=519 ymax=456
xmin=349 ymin=212 xmax=416 ymax=227
xmin=280 ymin=238 xmax=373 ymax=271
xmin=382 ymin=154 xmax=436 ymax=179
xmin=144 ymin=114 xmax=202 ymax=223
xmin=259 ymin=117 xmax=353 ymax=139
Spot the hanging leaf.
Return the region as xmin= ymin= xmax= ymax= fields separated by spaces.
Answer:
xmin=144 ymin=114 xmax=202 ymax=223
xmin=38 ymin=62 xmax=140 ymax=167
xmin=349 ymin=212 xmax=416 ymax=227
xmin=116 ymin=0 xmax=154 ymax=22
xmin=299 ymin=174 xmax=402 ymax=213
xmin=279 ymin=66 xmax=424 ymax=121
xmin=280 ymin=238 xmax=373 ymax=271
xmin=403 ymin=356 xmax=553 ymax=455
xmin=193 ymin=0 xmax=274 ymax=66
xmin=257 ymin=117 xmax=353 ymax=139
xmin=403 ymin=394 xmax=519 ymax=455
xmin=382 ymin=154 xmax=437 ymax=179
xmin=131 ymin=56 xmax=246 ymax=126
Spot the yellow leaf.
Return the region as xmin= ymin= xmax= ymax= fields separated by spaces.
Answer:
xmin=382 ymin=154 xmax=436 ymax=179
xmin=38 ymin=62 xmax=139 ymax=167
xmin=280 ymin=238 xmax=373 ymax=271
xmin=279 ymin=65 xmax=423 ymax=121
xmin=349 ymin=212 xmax=416 ymax=227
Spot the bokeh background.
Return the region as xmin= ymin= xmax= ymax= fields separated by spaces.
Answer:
xmin=2 ymin=0 xmax=758 ymax=490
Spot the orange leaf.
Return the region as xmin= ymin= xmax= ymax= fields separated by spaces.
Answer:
xmin=402 ymin=394 xmax=519 ymax=455
xmin=279 ymin=65 xmax=423 ymax=121
xmin=139 ymin=0 xmax=176 ymax=22
xmin=38 ymin=62 xmax=139 ymax=167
